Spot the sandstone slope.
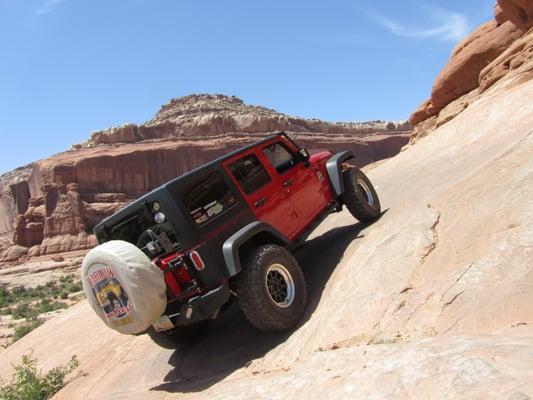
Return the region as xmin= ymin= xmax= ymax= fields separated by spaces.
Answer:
xmin=0 ymin=45 xmax=531 ymax=398
xmin=0 ymin=95 xmax=410 ymax=263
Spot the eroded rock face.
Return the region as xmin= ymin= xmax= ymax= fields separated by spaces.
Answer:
xmin=0 ymin=164 xmax=33 ymax=237
xmin=479 ymin=27 xmax=533 ymax=92
xmin=410 ymin=20 xmax=522 ymax=127
xmin=2 ymin=245 xmax=28 ymax=262
xmin=431 ymin=20 xmax=521 ymax=110
xmin=9 ymin=182 xmax=125 ymax=257
xmin=10 ymin=181 xmax=30 ymax=215
xmin=86 ymin=94 xmax=410 ymax=147
xmin=497 ymin=0 xmax=533 ymax=31
xmin=409 ymin=2 xmax=530 ymax=130
xmin=0 ymin=95 xmax=411 ymax=261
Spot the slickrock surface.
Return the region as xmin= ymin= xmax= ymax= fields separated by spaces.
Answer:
xmin=0 ymin=95 xmax=410 ymax=263
xmin=0 ymin=49 xmax=531 ymax=399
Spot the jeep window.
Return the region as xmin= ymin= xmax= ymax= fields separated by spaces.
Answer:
xmin=179 ymin=171 xmax=237 ymax=225
xmin=263 ymin=142 xmax=296 ymax=174
xmin=229 ymin=154 xmax=271 ymax=194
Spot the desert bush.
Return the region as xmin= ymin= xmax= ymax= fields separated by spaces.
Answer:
xmin=12 ymin=319 xmax=43 ymax=342
xmin=0 ymin=277 xmax=82 ymax=310
xmin=0 ymin=354 xmax=78 ymax=400
xmin=11 ymin=304 xmax=37 ymax=320
xmin=9 ymin=299 xmax=67 ymax=321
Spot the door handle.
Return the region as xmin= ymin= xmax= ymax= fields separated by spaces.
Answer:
xmin=283 ymin=178 xmax=294 ymax=187
xmin=254 ymin=197 xmax=267 ymax=207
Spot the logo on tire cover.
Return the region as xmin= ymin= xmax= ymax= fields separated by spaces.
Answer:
xmin=87 ymin=267 xmax=133 ymax=327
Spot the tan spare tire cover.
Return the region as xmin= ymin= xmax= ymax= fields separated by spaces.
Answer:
xmin=81 ymin=240 xmax=166 ymax=335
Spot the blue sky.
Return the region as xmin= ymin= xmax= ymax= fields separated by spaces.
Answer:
xmin=0 ymin=0 xmax=493 ymax=174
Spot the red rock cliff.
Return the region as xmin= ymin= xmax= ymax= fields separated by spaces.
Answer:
xmin=409 ymin=0 xmax=533 ymax=139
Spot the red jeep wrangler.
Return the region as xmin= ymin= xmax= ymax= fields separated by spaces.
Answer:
xmin=82 ymin=132 xmax=381 ymax=346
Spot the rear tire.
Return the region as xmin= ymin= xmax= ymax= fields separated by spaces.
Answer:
xmin=342 ymin=168 xmax=381 ymax=222
xmin=235 ymin=244 xmax=307 ymax=331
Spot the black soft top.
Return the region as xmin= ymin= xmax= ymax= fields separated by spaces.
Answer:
xmin=94 ymin=132 xmax=287 ymax=240
xmin=163 ymin=133 xmax=283 ymax=187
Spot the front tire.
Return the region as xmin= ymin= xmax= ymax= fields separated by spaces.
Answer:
xmin=342 ymin=168 xmax=381 ymax=222
xmin=235 ymin=245 xmax=307 ymax=331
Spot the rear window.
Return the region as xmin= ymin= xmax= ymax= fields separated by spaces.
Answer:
xmin=179 ymin=171 xmax=237 ymax=225
xmin=229 ymin=154 xmax=271 ymax=194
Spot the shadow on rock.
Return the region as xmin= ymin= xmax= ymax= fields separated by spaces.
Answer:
xmin=150 ymin=219 xmax=370 ymax=394
xmin=295 ymin=222 xmax=366 ymax=325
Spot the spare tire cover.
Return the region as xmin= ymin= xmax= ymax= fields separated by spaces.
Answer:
xmin=81 ymin=240 xmax=166 ymax=335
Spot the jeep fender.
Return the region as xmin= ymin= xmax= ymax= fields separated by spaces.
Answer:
xmin=222 ymin=221 xmax=289 ymax=277
xmin=326 ymin=150 xmax=355 ymax=198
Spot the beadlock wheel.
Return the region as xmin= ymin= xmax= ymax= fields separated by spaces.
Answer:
xmin=342 ymin=168 xmax=381 ymax=223
xmin=235 ymin=244 xmax=307 ymax=331
xmin=357 ymin=178 xmax=375 ymax=206
xmin=265 ymin=263 xmax=295 ymax=308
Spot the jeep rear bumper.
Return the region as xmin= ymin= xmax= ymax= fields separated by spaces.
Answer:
xmin=152 ymin=282 xmax=231 ymax=332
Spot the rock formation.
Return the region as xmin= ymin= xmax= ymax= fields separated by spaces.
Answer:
xmin=0 ymin=95 xmax=411 ymax=262
xmin=496 ymin=0 xmax=533 ymax=31
xmin=409 ymin=0 xmax=533 ymax=140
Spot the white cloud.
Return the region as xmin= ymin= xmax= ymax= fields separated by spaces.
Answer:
xmin=368 ymin=5 xmax=471 ymax=42
xmin=36 ymin=0 xmax=68 ymax=15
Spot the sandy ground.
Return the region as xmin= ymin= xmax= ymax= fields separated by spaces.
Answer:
xmin=0 ymin=74 xmax=532 ymax=399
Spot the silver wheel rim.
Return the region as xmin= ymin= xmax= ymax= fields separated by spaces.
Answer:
xmin=356 ymin=179 xmax=374 ymax=206
xmin=265 ymin=263 xmax=295 ymax=308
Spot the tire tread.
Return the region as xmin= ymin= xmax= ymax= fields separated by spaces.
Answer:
xmin=236 ymin=244 xmax=307 ymax=331
xmin=342 ymin=168 xmax=381 ymax=222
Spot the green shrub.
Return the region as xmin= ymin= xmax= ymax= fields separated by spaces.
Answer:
xmin=65 ymin=283 xmax=82 ymax=293
xmin=0 ymin=354 xmax=78 ymax=400
xmin=37 ymin=299 xmax=66 ymax=314
xmin=0 ymin=278 xmax=81 ymax=319
xmin=12 ymin=320 xmax=43 ymax=342
xmin=11 ymin=304 xmax=37 ymax=320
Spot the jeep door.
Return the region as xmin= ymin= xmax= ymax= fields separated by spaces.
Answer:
xmin=261 ymin=140 xmax=328 ymax=231
xmin=223 ymin=148 xmax=299 ymax=239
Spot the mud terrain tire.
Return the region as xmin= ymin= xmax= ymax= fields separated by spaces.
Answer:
xmin=342 ymin=168 xmax=381 ymax=222
xmin=236 ymin=244 xmax=307 ymax=331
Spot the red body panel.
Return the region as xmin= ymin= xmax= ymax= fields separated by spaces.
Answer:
xmin=309 ymin=150 xmax=336 ymax=204
xmin=223 ymin=137 xmax=336 ymax=241
xmin=223 ymin=138 xmax=298 ymax=238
